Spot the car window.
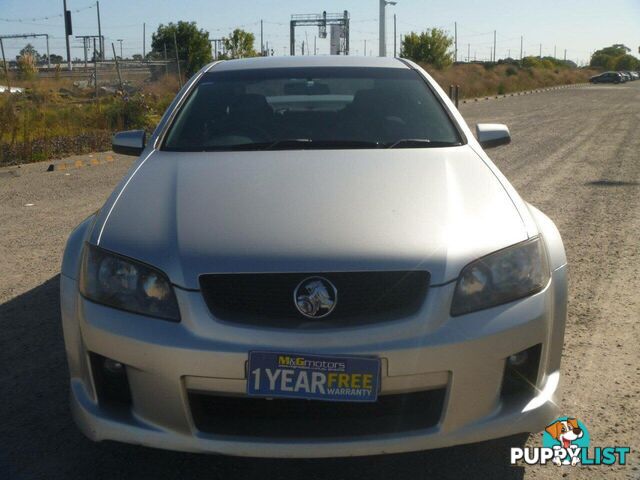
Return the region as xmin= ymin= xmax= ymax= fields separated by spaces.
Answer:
xmin=163 ymin=67 xmax=462 ymax=151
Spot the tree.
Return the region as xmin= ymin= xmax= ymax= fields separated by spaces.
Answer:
xmin=594 ymin=44 xmax=629 ymax=57
xmin=221 ymin=29 xmax=257 ymax=59
xmin=590 ymin=53 xmax=615 ymax=70
xmin=41 ymin=53 xmax=63 ymax=65
xmin=151 ymin=21 xmax=212 ymax=77
xmin=17 ymin=43 xmax=41 ymax=63
xmin=590 ymin=44 xmax=636 ymax=70
xmin=615 ymin=54 xmax=640 ymax=71
xmin=400 ymin=29 xmax=453 ymax=69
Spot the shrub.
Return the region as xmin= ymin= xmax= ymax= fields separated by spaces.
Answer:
xmin=401 ymin=29 xmax=454 ymax=69
xmin=17 ymin=53 xmax=38 ymax=80
xmin=540 ymin=59 xmax=555 ymax=70
xmin=425 ymin=62 xmax=596 ymax=100
xmin=522 ymin=56 xmax=542 ymax=69
xmin=103 ymin=94 xmax=151 ymax=131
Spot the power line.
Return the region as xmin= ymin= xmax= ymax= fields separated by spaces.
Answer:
xmin=0 ymin=3 xmax=95 ymax=23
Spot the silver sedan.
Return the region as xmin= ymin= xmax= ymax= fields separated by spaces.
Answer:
xmin=61 ymin=55 xmax=567 ymax=457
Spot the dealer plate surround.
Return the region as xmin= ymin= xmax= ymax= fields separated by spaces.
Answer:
xmin=247 ymin=351 xmax=381 ymax=402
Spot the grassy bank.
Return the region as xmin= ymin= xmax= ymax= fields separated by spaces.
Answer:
xmin=1 ymin=63 xmax=599 ymax=166
xmin=0 ymin=75 xmax=180 ymax=166
xmin=428 ymin=62 xmax=598 ymax=99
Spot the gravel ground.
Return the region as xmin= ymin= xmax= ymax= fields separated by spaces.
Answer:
xmin=0 ymin=82 xmax=638 ymax=479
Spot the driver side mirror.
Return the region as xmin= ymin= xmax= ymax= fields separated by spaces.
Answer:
xmin=476 ymin=123 xmax=511 ymax=149
xmin=112 ymin=130 xmax=146 ymax=156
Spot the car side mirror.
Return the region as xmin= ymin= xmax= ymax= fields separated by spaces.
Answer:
xmin=112 ymin=130 xmax=146 ymax=156
xmin=476 ymin=123 xmax=511 ymax=149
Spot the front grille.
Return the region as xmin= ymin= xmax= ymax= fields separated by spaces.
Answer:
xmin=189 ymin=389 xmax=445 ymax=438
xmin=199 ymin=271 xmax=430 ymax=327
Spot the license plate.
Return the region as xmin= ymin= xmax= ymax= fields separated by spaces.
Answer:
xmin=247 ymin=351 xmax=380 ymax=402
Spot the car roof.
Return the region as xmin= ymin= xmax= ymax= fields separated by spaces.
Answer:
xmin=207 ymin=55 xmax=410 ymax=72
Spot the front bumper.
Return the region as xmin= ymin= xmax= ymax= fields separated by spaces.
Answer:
xmin=60 ymin=266 xmax=567 ymax=458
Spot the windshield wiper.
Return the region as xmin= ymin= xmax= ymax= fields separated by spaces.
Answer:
xmin=264 ymin=139 xmax=313 ymax=150
xmin=386 ymin=139 xmax=461 ymax=149
xmin=264 ymin=139 xmax=382 ymax=150
xmin=175 ymin=138 xmax=457 ymax=152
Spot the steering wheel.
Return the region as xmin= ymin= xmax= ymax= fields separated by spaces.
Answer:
xmin=210 ymin=122 xmax=272 ymax=143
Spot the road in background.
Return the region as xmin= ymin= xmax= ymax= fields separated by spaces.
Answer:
xmin=1 ymin=82 xmax=638 ymax=479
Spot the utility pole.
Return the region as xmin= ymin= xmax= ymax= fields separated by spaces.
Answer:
xmin=211 ymin=38 xmax=221 ymax=60
xmin=143 ymin=23 xmax=146 ymax=61
xmin=454 ymin=22 xmax=457 ymax=63
xmin=63 ymin=0 xmax=72 ymax=70
xmin=379 ymin=0 xmax=396 ymax=57
xmin=76 ymin=35 xmax=101 ymax=67
xmin=393 ymin=13 xmax=397 ymax=57
xmin=520 ymin=35 xmax=523 ymax=61
xmin=379 ymin=0 xmax=386 ymax=57
xmin=93 ymin=38 xmax=98 ymax=98
xmin=96 ymin=1 xmax=102 ymax=61
xmin=314 ymin=36 xmax=316 ymax=55
xmin=0 ymin=39 xmax=9 ymax=89
xmin=112 ymin=43 xmax=123 ymax=91
xmin=467 ymin=43 xmax=470 ymax=62
xmin=493 ymin=30 xmax=496 ymax=62
xmin=539 ymin=43 xmax=542 ymax=58
xmin=364 ymin=39 xmax=367 ymax=56
xmin=117 ymin=39 xmax=123 ymax=59
xmin=260 ymin=20 xmax=264 ymax=55
xmin=163 ymin=43 xmax=168 ymax=75
xmin=82 ymin=37 xmax=88 ymax=69
xmin=44 ymin=35 xmax=51 ymax=69
xmin=554 ymin=45 xmax=556 ymax=59
xmin=173 ymin=31 xmax=182 ymax=88
xmin=564 ymin=49 xmax=567 ymax=61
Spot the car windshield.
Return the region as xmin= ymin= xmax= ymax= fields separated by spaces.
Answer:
xmin=163 ymin=67 xmax=462 ymax=151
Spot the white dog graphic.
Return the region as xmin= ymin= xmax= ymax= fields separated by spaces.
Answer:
xmin=545 ymin=418 xmax=584 ymax=466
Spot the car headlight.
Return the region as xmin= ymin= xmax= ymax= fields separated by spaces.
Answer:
xmin=451 ymin=237 xmax=550 ymax=316
xmin=79 ymin=244 xmax=180 ymax=322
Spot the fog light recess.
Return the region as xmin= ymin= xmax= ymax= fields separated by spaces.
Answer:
xmin=89 ymin=353 xmax=133 ymax=408
xmin=500 ymin=344 xmax=542 ymax=403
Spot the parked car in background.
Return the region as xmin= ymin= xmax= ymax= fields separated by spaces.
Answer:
xmin=589 ymin=72 xmax=622 ymax=84
xmin=623 ymin=71 xmax=638 ymax=81
xmin=619 ymin=72 xmax=630 ymax=82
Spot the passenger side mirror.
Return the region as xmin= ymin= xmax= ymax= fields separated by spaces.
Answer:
xmin=112 ymin=130 xmax=146 ymax=156
xmin=476 ymin=123 xmax=511 ymax=149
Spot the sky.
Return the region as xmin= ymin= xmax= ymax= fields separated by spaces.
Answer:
xmin=0 ymin=0 xmax=638 ymax=65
